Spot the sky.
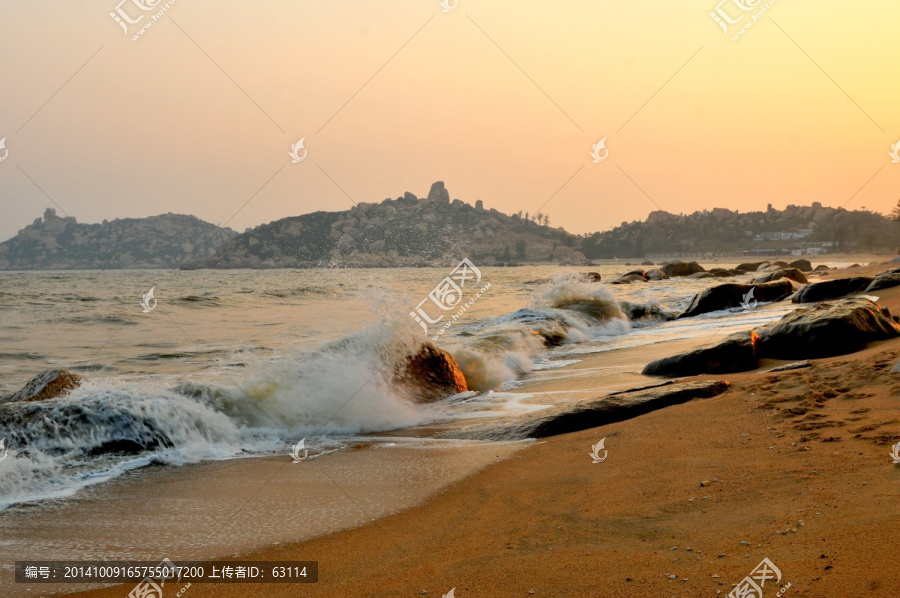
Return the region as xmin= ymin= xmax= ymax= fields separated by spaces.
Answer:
xmin=1 ymin=0 xmax=899 ymax=241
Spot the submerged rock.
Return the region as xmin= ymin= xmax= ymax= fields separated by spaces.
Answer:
xmin=792 ymin=277 xmax=873 ymax=303
xmin=395 ymin=343 xmax=468 ymax=403
xmin=2 ymin=369 xmax=85 ymax=405
xmin=678 ymin=280 xmax=793 ymax=318
xmin=620 ymin=301 xmax=677 ymax=323
xmin=644 ymin=269 xmax=669 ymax=281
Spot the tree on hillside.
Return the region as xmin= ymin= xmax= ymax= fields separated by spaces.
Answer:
xmin=890 ymin=199 xmax=900 ymax=221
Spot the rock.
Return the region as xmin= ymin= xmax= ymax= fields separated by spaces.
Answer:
xmin=394 ymin=343 xmax=468 ymax=403
xmin=847 ymin=263 xmax=861 ymax=268
xmin=736 ymin=261 xmax=769 ymax=272
xmin=678 ymin=280 xmax=794 ymax=318
xmin=788 ymin=259 xmax=813 ymax=272
xmin=813 ymin=265 xmax=830 ymax=271
xmin=765 ymin=360 xmax=812 ymax=373
xmin=688 ymin=272 xmax=716 ymax=279
xmin=622 ymin=269 xmax=647 ymax=278
xmin=751 ymin=268 xmax=808 ymax=284
xmin=707 ymin=268 xmax=736 ymax=278
xmin=645 ymin=269 xmax=669 ymax=280
xmin=792 ymin=277 xmax=873 ymax=303
xmin=426 ymin=181 xmax=450 ymax=203
xmin=444 ymin=381 xmax=731 ymax=440
xmin=641 ymin=260 xmax=654 ymax=266
xmin=757 ymin=297 xmax=900 ymax=359
xmin=865 ymin=271 xmax=900 ymax=293
xmin=661 ymin=261 xmax=705 ymax=277
xmin=620 ymin=301 xmax=677 ymax=323
xmin=578 ymin=272 xmax=603 ymax=283
xmin=1 ymin=369 xmax=84 ymax=404
xmin=642 ymin=331 xmax=759 ymax=377
xmin=613 ymin=274 xmax=647 ymax=284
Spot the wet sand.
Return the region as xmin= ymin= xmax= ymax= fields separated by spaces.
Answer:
xmin=62 ymin=261 xmax=900 ymax=597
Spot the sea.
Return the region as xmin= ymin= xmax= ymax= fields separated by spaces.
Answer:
xmin=0 ymin=262 xmax=848 ymax=511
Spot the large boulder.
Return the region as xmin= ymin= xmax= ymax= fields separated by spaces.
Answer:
xmin=426 ymin=181 xmax=450 ymax=203
xmin=792 ymin=277 xmax=873 ymax=303
xmin=736 ymin=261 xmax=769 ymax=272
xmin=865 ymin=270 xmax=900 ymax=293
xmin=678 ymin=280 xmax=794 ymax=318
xmin=751 ymin=268 xmax=808 ymax=284
xmin=642 ymin=331 xmax=759 ymax=377
xmin=707 ymin=268 xmax=737 ymax=278
xmin=788 ymin=259 xmax=813 ymax=272
xmin=1 ymin=369 xmax=84 ymax=405
xmin=395 ymin=343 xmax=468 ymax=403
xmin=644 ymin=269 xmax=669 ymax=281
xmin=661 ymin=261 xmax=705 ymax=277
xmin=757 ymin=297 xmax=900 ymax=359
xmin=444 ymin=381 xmax=731 ymax=440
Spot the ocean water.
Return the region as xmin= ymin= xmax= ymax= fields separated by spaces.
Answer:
xmin=0 ymin=263 xmax=811 ymax=510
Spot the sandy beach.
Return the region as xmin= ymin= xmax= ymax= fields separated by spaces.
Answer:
xmin=59 ymin=261 xmax=900 ymax=598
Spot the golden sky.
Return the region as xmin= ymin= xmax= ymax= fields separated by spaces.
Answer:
xmin=1 ymin=0 xmax=898 ymax=240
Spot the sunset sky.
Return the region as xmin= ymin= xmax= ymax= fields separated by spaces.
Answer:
xmin=1 ymin=0 xmax=898 ymax=241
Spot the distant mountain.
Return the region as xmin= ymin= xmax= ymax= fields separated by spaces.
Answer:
xmin=579 ymin=203 xmax=898 ymax=258
xmin=182 ymin=182 xmax=583 ymax=269
xmin=0 ymin=208 xmax=238 ymax=270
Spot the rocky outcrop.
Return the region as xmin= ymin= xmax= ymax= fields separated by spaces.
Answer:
xmin=678 ymin=280 xmax=794 ymax=318
xmin=642 ymin=332 xmax=759 ymax=377
xmin=1 ymin=369 xmax=84 ymax=404
xmin=581 ymin=203 xmax=900 ymax=259
xmin=443 ymin=381 xmax=731 ymax=440
xmin=395 ymin=343 xmax=468 ymax=403
xmin=0 ymin=208 xmax=236 ymax=270
xmin=751 ymin=268 xmax=808 ymax=284
xmin=757 ymin=297 xmax=900 ymax=359
xmin=645 ymin=297 xmax=900 ymax=377
xmin=181 ymin=183 xmax=582 ymax=269
xmin=792 ymin=277 xmax=873 ymax=303
xmin=661 ymin=261 xmax=705 ymax=277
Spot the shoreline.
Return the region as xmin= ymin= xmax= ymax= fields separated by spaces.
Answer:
xmin=45 ymin=260 xmax=900 ymax=596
